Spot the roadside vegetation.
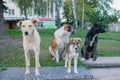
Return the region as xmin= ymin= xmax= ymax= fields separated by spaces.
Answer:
xmin=0 ymin=29 xmax=120 ymax=68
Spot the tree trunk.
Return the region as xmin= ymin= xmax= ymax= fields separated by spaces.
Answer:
xmin=81 ymin=0 xmax=84 ymax=29
xmin=24 ymin=9 xmax=27 ymax=20
xmin=54 ymin=0 xmax=61 ymax=28
xmin=71 ymin=0 xmax=78 ymax=29
xmin=0 ymin=0 xmax=8 ymax=38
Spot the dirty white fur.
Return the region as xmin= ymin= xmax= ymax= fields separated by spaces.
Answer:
xmin=65 ymin=38 xmax=81 ymax=74
xmin=49 ymin=25 xmax=73 ymax=62
xmin=18 ymin=20 xmax=41 ymax=76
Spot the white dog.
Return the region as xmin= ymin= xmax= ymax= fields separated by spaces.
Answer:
xmin=17 ymin=20 xmax=41 ymax=76
xmin=49 ymin=24 xmax=74 ymax=62
xmin=65 ymin=38 xmax=81 ymax=74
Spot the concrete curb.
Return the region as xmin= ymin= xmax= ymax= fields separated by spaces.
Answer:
xmin=89 ymin=68 xmax=120 ymax=80
xmin=82 ymin=57 xmax=120 ymax=68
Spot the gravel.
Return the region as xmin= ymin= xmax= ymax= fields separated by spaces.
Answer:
xmin=0 ymin=66 xmax=93 ymax=80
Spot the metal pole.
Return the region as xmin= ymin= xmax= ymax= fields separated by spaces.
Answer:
xmin=71 ymin=0 xmax=78 ymax=29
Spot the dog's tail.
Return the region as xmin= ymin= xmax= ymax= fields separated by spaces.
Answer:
xmin=49 ymin=46 xmax=55 ymax=60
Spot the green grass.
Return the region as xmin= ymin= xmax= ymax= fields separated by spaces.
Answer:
xmin=0 ymin=64 xmax=6 ymax=71
xmin=0 ymin=29 xmax=120 ymax=68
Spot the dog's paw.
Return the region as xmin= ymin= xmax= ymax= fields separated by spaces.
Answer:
xmin=35 ymin=71 xmax=40 ymax=76
xmin=92 ymin=59 xmax=96 ymax=61
xmin=67 ymin=69 xmax=71 ymax=73
xmin=25 ymin=70 xmax=30 ymax=75
xmin=74 ymin=71 xmax=78 ymax=74
xmin=38 ymin=64 xmax=41 ymax=67
xmin=64 ymin=65 xmax=67 ymax=67
xmin=56 ymin=59 xmax=59 ymax=63
xmin=81 ymin=58 xmax=85 ymax=61
xmin=92 ymin=57 xmax=97 ymax=61
xmin=62 ymin=57 xmax=65 ymax=60
xmin=52 ymin=57 xmax=55 ymax=60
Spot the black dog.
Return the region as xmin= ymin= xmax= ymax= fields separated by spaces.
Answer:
xmin=81 ymin=23 xmax=106 ymax=61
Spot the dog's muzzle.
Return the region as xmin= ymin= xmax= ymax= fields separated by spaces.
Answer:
xmin=74 ymin=46 xmax=79 ymax=53
xmin=24 ymin=31 xmax=28 ymax=35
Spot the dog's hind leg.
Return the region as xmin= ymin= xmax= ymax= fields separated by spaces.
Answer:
xmin=62 ymin=43 xmax=69 ymax=59
xmin=49 ymin=46 xmax=55 ymax=60
xmin=55 ymin=50 xmax=59 ymax=62
xmin=38 ymin=49 xmax=41 ymax=67
xmin=85 ymin=52 xmax=89 ymax=60
xmin=82 ymin=46 xmax=89 ymax=60
xmin=81 ymin=47 xmax=85 ymax=61
xmin=92 ymin=45 xmax=97 ymax=61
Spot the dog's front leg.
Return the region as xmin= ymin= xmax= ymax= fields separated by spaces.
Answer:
xmin=92 ymin=46 xmax=97 ymax=61
xmin=67 ymin=57 xmax=71 ymax=73
xmin=25 ymin=50 xmax=30 ymax=75
xmin=55 ymin=50 xmax=59 ymax=62
xmin=64 ymin=54 xmax=68 ymax=67
xmin=74 ymin=57 xmax=78 ymax=73
xmin=34 ymin=49 xmax=40 ymax=76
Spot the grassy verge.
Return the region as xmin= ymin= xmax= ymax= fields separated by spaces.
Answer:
xmin=0 ymin=29 xmax=120 ymax=67
xmin=0 ymin=64 xmax=6 ymax=71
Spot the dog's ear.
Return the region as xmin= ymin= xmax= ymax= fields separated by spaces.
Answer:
xmin=69 ymin=38 xmax=73 ymax=43
xmin=64 ymin=24 xmax=71 ymax=31
xmin=17 ymin=20 xmax=22 ymax=26
xmin=93 ymin=23 xmax=97 ymax=27
xmin=77 ymin=38 xmax=82 ymax=43
xmin=32 ymin=19 xmax=38 ymax=26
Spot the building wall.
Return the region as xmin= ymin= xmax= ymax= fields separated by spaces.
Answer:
xmin=3 ymin=0 xmax=64 ymax=29
xmin=5 ymin=21 xmax=17 ymax=29
xmin=108 ymin=22 xmax=120 ymax=32
xmin=37 ymin=20 xmax=56 ymax=29
xmin=4 ymin=0 xmax=23 ymax=18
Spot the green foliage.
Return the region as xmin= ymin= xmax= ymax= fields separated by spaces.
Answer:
xmin=14 ymin=0 xmax=33 ymax=19
xmin=63 ymin=0 xmax=120 ymax=29
xmin=62 ymin=0 xmax=73 ymax=24
xmin=14 ymin=0 xmax=62 ymax=18
xmin=33 ymin=0 xmax=54 ymax=17
xmin=0 ymin=64 xmax=6 ymax=71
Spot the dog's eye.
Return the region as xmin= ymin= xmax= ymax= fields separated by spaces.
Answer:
xmin=23 ymin=25 xmax=25 ymax=27
xmin=29 ymin=25 xmax=32 ymax=27
xmin=72 ymin=43 xmax=75 ymax=45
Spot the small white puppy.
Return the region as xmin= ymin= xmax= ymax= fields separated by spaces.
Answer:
xmin=49 ymin=24 xmax=74 ymax=62
xmin=65 ymin=38 xmax=81 ymax=74
xmin=17 ymin=20 xmax=41 ymax=76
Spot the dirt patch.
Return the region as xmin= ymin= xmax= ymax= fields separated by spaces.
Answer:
xmin=0 ymin=38 xmax=23 ymax=61
xmin=0 ymin=38 xmax=22 ymax=46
